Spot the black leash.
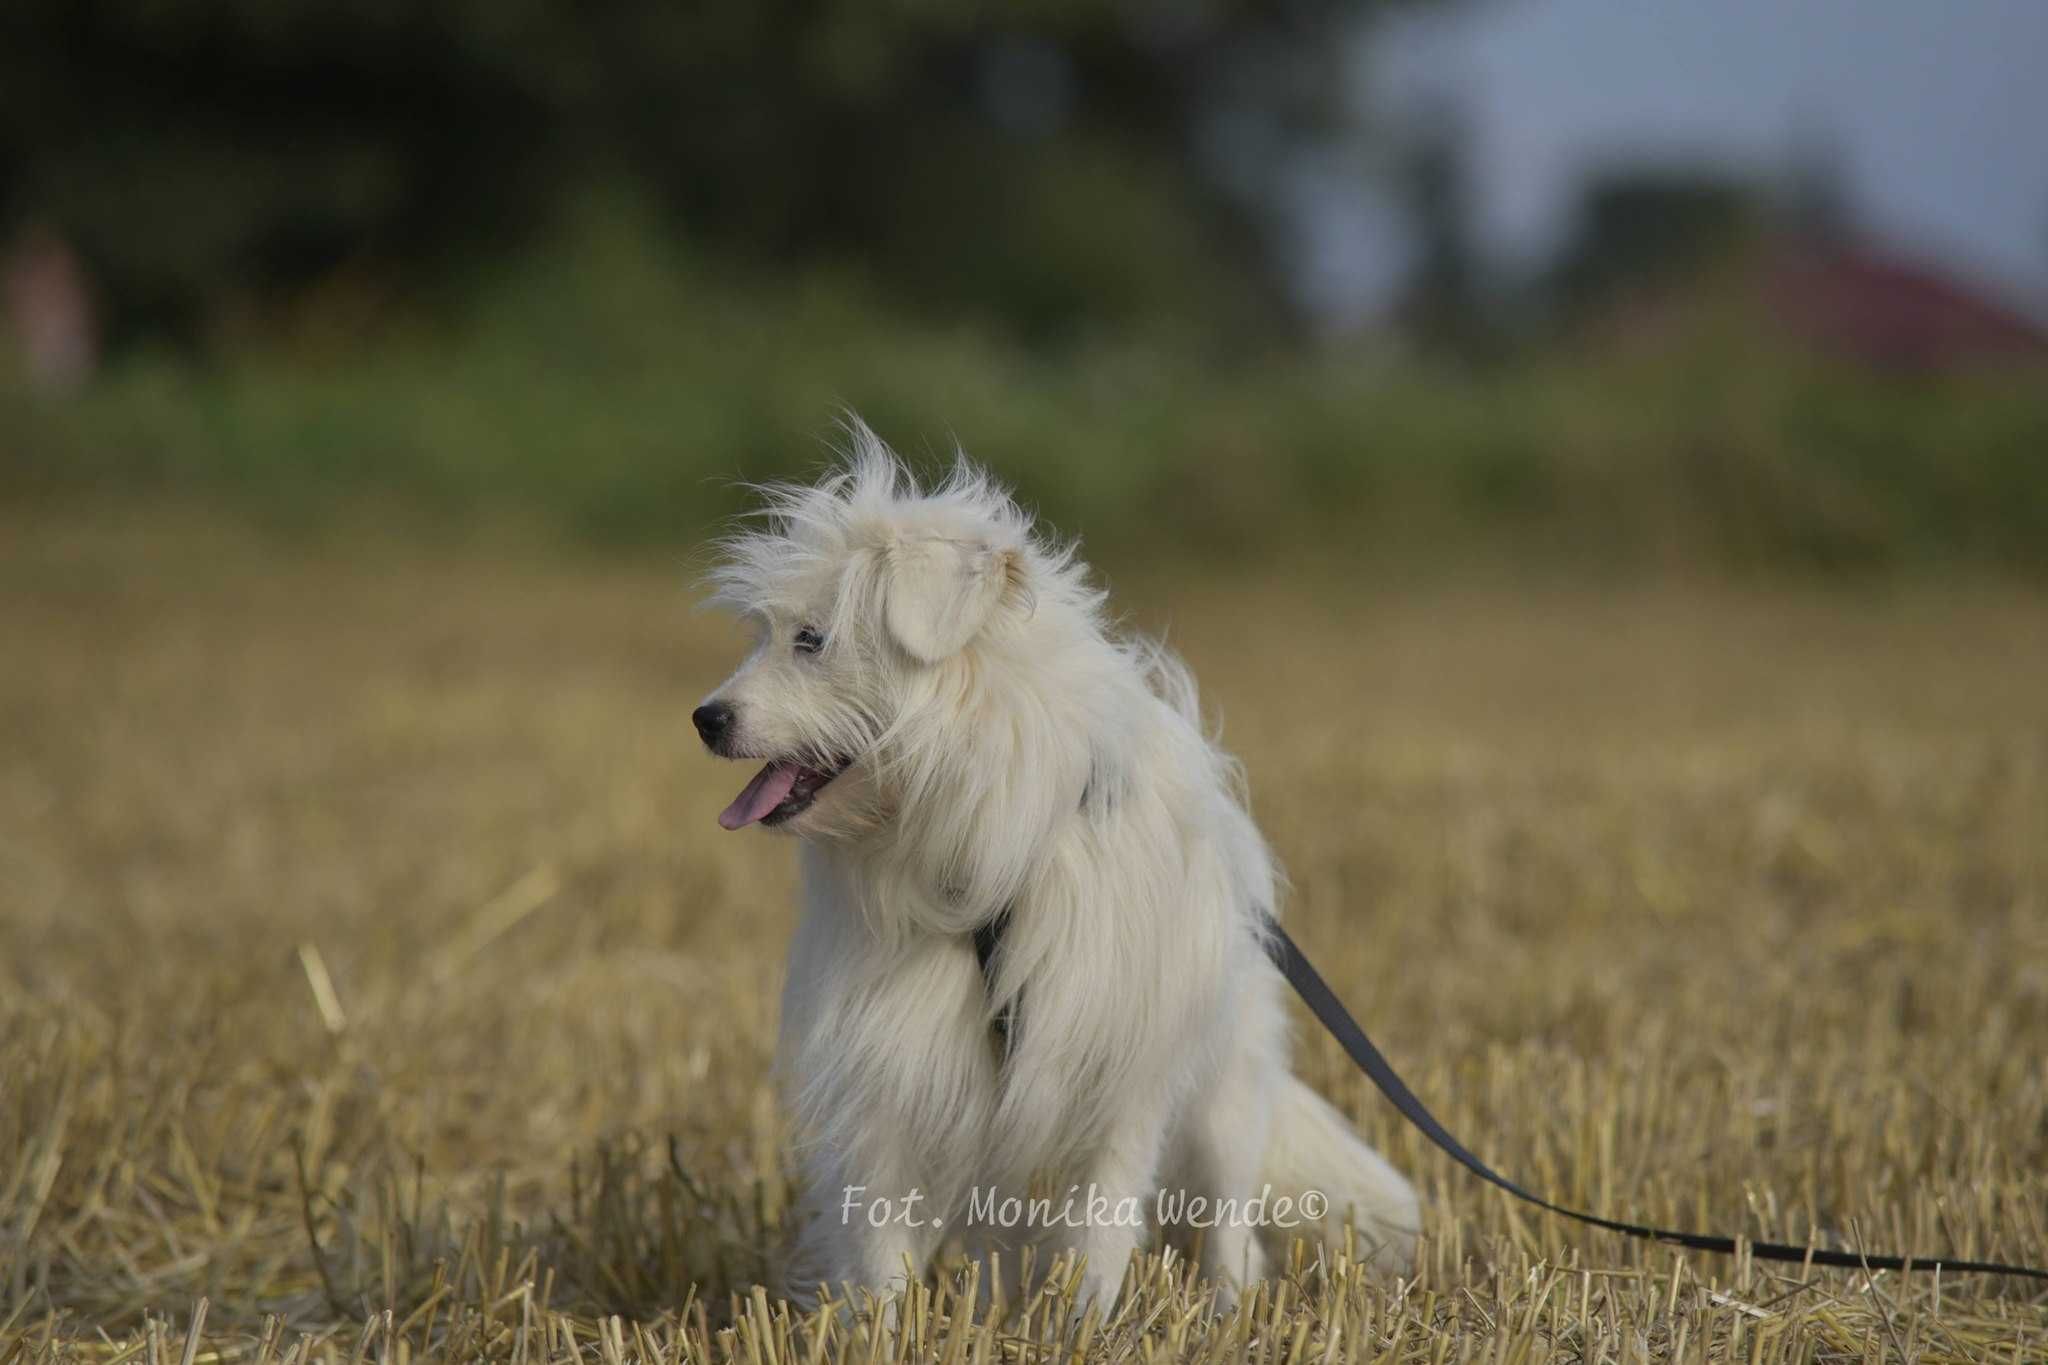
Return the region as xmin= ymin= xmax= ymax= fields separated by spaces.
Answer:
xmin=1265 ymin=920 xmax=2048 ymax=1281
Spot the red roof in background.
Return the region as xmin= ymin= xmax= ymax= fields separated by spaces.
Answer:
xmin=1768 ymin=244 xmax=2048 ymax=372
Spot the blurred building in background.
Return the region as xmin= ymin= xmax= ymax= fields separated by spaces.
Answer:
xmin=1767 ymin=244 xmax=2048 ymax=373
xmin=1346 ymin=0 xmax=2048 ymax=343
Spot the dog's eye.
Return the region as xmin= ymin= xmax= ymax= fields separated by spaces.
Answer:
xmin=794 ymin=626 xmax=825 ymax=655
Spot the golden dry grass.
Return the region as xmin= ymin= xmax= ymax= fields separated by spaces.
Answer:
xmin=2 ymin=514 xmax=2044 ymax=1363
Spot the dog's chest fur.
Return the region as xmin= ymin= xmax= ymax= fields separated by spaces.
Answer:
xmin=776 ymin=835 xmax=1245 ymax=1213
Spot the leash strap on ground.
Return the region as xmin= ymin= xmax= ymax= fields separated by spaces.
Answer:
xmin=1265 ymin=921 xmax=2048 ymax=1282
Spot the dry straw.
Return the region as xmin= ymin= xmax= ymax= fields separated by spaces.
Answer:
xmin=2 ymin=524 xmax=2044 ymax=1361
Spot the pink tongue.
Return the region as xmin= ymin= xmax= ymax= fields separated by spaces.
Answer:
xmin=718 ymin=762 xmax=799 ymax=830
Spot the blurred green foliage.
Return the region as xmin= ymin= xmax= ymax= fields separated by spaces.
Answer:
xmin=4 ymin=4 xmax=2041 ymax=572
xmin=0 ymin=0 xmax=1384 ymax=347
xmin=7 ymin=205 xmax=2044 ymax=571
xmin=1545 ymin=173 xmax=1762 ymax=322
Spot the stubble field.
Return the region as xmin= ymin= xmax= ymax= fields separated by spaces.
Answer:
xmin=2 ymin=515 xmax=2044 ymax=1363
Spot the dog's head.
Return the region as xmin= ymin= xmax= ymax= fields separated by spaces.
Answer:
xmin=696 ymin=426 xmax=1105 ymax=896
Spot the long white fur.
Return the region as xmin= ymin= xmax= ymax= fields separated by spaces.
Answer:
xmin=700 ymin=424 xmax=1419 ymax=1309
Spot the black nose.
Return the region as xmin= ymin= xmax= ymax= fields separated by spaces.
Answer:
xmin=693 ymin=701 xmax=734 ymax=748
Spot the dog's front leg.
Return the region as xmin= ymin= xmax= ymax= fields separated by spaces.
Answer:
xmin=1163 ymin=1055 xmax=1273 ymax=1303
xmin=786 ymin=1151 xmax=947 ymax=1309
xmin=1066 ymin=1108 xmax=1169 ymax=1314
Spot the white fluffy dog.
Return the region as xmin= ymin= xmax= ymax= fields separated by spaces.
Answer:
xmin=695 ymin=427 xmax=1418 ymax=1309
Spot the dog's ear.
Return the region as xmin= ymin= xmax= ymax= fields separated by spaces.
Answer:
xmin=884 ymin=535 xmax=1013 ymax=663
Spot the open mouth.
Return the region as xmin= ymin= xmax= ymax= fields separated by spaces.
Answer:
xmin=717 ymin=755 xmax=852 ymax=830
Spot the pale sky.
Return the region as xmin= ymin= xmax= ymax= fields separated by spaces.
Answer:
xmin=1293 ymin=0 xmax=2048 ymax=330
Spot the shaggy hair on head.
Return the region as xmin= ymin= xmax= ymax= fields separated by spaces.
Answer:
xmin=695 ymin=422 xmax=1417 ymax=1309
